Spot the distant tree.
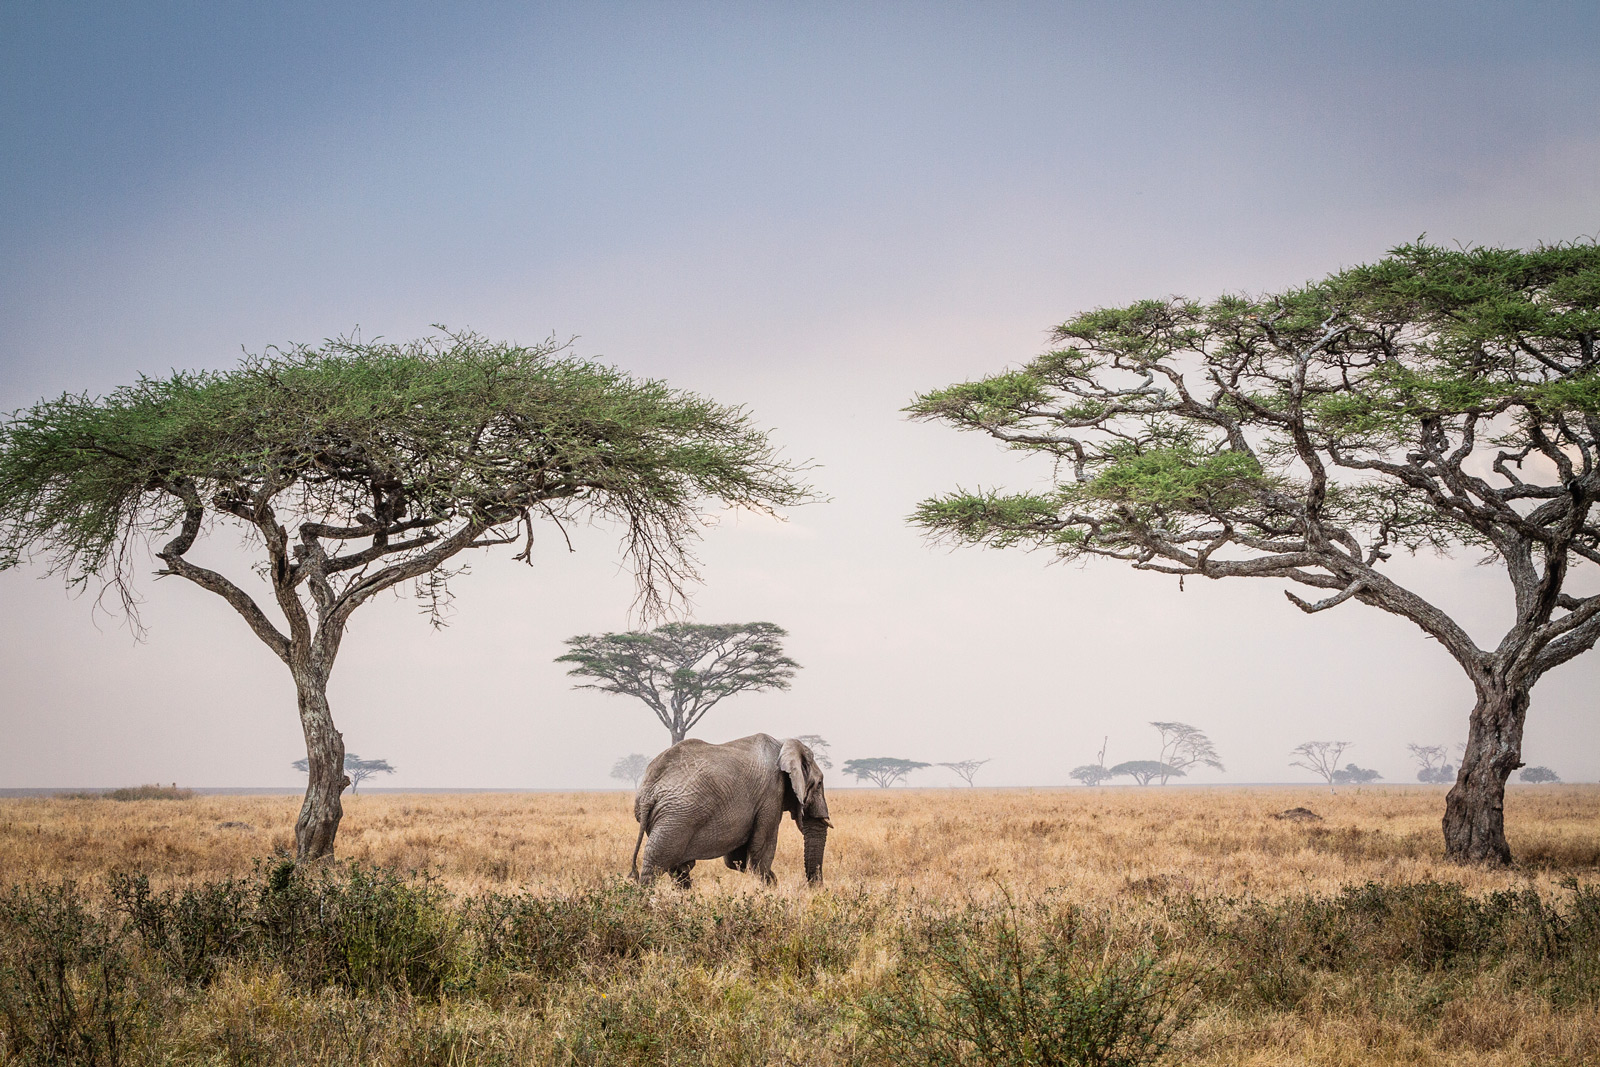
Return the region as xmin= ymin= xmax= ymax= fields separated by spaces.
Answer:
xmin=1069 ymin=764 xmax=1113 ymax=786
xmin=795 ymin=734 xmax=833 ymax=769
xmin=1519 ymin=766 xmax=1561 ymax=783
xmin=909 ymin=242 xmax=1600 ymax=865
xmin=1107 ymin=760 xmax=1185 ymax=787
xmin=842 ymin=758 xmax=930 ymax=788
xmin=1331 ymin=763 xmax=1383 ymax=785
xmin=558 ymin=622 xmax=799 ymax=744
xmin=938 ymin=759 xmax=991 ymax=786
xmin=0 ymin=332 xmax=807 ymax=859
xmin=611 ymin=753 xmax=651 ymax=788
xmin=1151 ymin=721 xmax=1224 ymax=784
xmin=1408 ymin=743 xmax=1456 ymax=784
xmin=1291 ymin=741 xmax=1353 ymax=791
xmin=292 ymin=753 xmax=395 ymax=793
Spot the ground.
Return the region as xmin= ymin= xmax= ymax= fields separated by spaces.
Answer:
xmin=1 ymin=785 xmax=1597 ymax=1065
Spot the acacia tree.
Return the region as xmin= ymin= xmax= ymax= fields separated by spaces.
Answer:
xmin=1069 ymin=764 xmax=1112 ymax=786
xmin=1290 ymin=741 xmax=1353 ymax=791
xmin=292 ymin=753 xmax=394 ymax=792
xmin=1331 ymin=763 xmax=1383 ymax=785
xmin=610 ymin=753 xmax=651 ymax=787
xmin=1408 ymin=743 xmax=1456 ymax=784
xmin=842 ymin=757 xmax=929 ymax=788
xmin=558 ymin=622 xmax=798 ymax=744
xmin=0 ymin=333 xmax=806 ymax=859
xmin=938 ymin=758 xmax=991 ymax=786
xmin=1108 ymin=760 xmax=1184 ymax=786
xmin=795 ymin=734 xmax=833 ymax=769
xmin=911 ymin=242 xmax=1600 ymax=865
xmin=1519 ymin=765 xmax=1560 ymax=783
xmin=1151 ymin=721 xmax=1224 ymax=785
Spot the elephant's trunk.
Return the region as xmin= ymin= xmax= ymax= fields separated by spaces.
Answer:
xmin=802 ymin=822 xmax=828 ymax=885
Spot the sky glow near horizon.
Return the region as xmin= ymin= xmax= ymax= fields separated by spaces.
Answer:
xmin=2 ymin=2 xmax=1598 ymax=789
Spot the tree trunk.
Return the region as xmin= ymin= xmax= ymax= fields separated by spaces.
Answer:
xmin=293 ymin=667 xmax=348 ymax=860
xmin=1442 ymin=684 xmax=1529 ymax=866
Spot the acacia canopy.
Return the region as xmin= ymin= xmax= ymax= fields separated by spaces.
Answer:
xmin=911 ymin=242 xmax=1600 ymax=864
xmin=559 ymin=621 xmax=799 ymax=744
xmin=842 ymin=757 xmax=929 ymax=788
xmin=0 ymin=332 xmax=808 ymax=858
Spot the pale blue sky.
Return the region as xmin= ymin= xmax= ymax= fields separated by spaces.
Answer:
xmin=3 ymin=2 xmax=1598 ymax=788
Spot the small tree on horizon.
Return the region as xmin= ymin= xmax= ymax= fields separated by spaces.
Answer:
xmin=1107 ymin=760 xmax=1185 ymax=786
xmin=938 ymin=759 xmax=991 ymax=786
xmin=610 ymin=753 xmax=651 ymax=788
xmin=1069 ymin=764 xmax=1113 ymax=786
xmin=0 ymin=332 xmax=808 ymax=859
xmin=910 ymin=241 xmax=1600 ymax=865
xmin=1291 ymin=741 xmax=1353 ymax=792
xmin=842 ymin=757 xmax=929 ymax=788
xmin=1408 ymin=743 xmax=1456 ymax=784
xmin=558 ymin=622 xmax=799 ymax=744
xmin=1331 ymin=763 xmax=1383 ymax=785
xmin=292 ymin=753 xmax=394 ymax=792
xmin=795 ymin=734 xmax=833 ymax=769
xmin=1519 ymin=765 xmax=1561 ymax=783
xmin=1151 ymin=721 xmax=1224 ymax=785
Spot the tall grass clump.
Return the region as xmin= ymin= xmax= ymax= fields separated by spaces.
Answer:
xmin=862 ymin=897 xmax=1195 ymax=1067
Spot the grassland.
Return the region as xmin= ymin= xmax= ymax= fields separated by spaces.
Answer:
xmin=2 ymin=785 xmax=1597 ymax=1065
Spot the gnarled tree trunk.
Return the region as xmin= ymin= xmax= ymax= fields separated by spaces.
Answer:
xmin=1442 ymin=684 xmax=1529 ymax=866
xmin=292 ymin=665 xmax=348 ymax=860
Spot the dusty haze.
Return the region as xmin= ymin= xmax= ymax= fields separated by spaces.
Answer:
xmin=2 ymin=2 xmax=1598 ymax=789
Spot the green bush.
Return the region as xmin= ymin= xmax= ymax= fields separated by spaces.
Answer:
xmin=861 ymin=899 xmax=1194 ymax=1067
xmin=0 ymin=882 xmax=143 ymax=1066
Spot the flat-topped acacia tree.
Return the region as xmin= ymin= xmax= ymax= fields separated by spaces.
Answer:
xmin=0 ymin=332 xmax=808 ymax=859
xmin=911 ymin=242 xmax=1600 ymax=865
xmin=558 ymin=622 xmax=798 ymax=744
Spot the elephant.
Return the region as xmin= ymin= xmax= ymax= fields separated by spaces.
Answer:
xmin=630 ymin=733 xmax=831 ymax=887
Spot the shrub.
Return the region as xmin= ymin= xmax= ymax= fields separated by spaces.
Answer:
xmin=861 ymin=899 xmax=1194 ymax=1067
xmin=0 ymin=882 xmax=143 ymax=1065
xmin=104 ymin=785 xmax=194 ymax=801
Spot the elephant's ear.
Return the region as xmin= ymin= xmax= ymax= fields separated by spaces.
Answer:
xmin=779 ymin=738 xmax=810 ymax=811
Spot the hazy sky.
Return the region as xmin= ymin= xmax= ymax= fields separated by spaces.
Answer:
xmin=3 ymin=2 xmax=1598 ymax=789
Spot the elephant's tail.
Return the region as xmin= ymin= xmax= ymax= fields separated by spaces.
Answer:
xmin=629 ymin=821 xmax=647 ymax=880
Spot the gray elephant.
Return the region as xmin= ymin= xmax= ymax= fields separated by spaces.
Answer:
xmin=630 ymin=733 xmax=831 ymax=887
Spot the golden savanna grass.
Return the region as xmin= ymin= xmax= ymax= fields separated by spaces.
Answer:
xmin=4 ymin=784 xmax=1596 ymax=897
xmin=1 ymin=785 xmax=1598 ymax=1066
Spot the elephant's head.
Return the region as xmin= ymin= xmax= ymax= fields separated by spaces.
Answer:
xmin=779 ymin=737 xmax=831 ymax=884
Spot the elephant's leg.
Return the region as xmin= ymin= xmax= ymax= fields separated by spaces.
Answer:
xmin=746 ymin=808 xmax=783 ymax=884
xmin=723 ymin=843 xmax=750 ymax=871
xmin=670 ymin=860 xmax=695 ymax=889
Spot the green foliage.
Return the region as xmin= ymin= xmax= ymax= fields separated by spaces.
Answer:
xmin=1084 ymin=447 xmax=1266 ymax=511
xmin=1520 ymin=766 xmax=1562 ymax=784
xmin=910 ymin=490 xmax=1063 ymax=548
xmin=0 ymin=331 xmax=809 ymax=613
xmin=909 ymin=240 xmax=1600 ymax=564
xmin=907 ymin=372 xmax=1050 ymax=427
xmin=862 ymin=900 xmax=1195 ymax=1067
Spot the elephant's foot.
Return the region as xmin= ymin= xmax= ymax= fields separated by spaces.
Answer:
xmin=670 ymin=861 xmax=695 ymax=889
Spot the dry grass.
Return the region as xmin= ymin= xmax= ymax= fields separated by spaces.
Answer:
xmin=3 ymin=784 xmax=1595 ymax=897
xmin=1 ymin=785 xmax=1597 ymax=1066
